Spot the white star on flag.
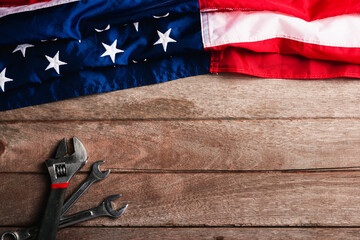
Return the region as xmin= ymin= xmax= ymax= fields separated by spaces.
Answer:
xmin=133 ymin=22 xmax=139 ymax=32
xmin=153 ymin=28 xmax=176 ymax=52
xmin=45 ymin=51 xmax=67 ymax=74
xmin=12 ymin=44 xmax=34 ymax=57
xmin=95 ymin=24 xmax=110 ymax=32
xmin=153 ymin=13 xmax=170 ymax=18
xmin=101 ymin=39 xmax=124 ymax=63
xmin=0 ymin=68 xmax=13 ymax=92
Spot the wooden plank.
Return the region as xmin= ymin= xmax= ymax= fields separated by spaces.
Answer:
xmin=2 ymin=172 xmax=360 ymax=227
xmin=0 ymin=75 xmax=360 ymax=121
xmin=0 ymin=120 xmax=360 ymax=172
xmin=3 ymin=227 xmax=360 ymax=240
xmin=55 ymin=227 xmax=360 ymax=240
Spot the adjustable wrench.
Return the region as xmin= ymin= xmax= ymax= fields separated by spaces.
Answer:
xmin=1 ymin=160 xmax=111 ymax=240
xmin=1 ymin=195 xmax=128 ymax=240
xmin=36 ymin=137 xmax=88 ymax=240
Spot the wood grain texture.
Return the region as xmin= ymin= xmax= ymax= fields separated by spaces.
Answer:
xmin=0 ymin=74 xmax=359 ymax=121
xmin=3 ymin=227 xmax=360 ymax=240
xmin=1 ymin=75 xmax=359 ymax=238
xmin=2 ymin=172 xmax=360 ymax=227
xmin=0 ymin=120 xmax=359 ymax=172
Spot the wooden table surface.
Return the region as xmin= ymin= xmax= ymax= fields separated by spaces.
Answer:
xmin=1 ymin=74 xmax=360 ymax=239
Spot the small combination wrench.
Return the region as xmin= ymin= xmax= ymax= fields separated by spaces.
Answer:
xmin=1 ymin=138 xmax=128 ymax=240
xmin=61 ymin=160 xmax=111 ymax=216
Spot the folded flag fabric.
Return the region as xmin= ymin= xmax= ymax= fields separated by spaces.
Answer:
xmin=0 ymin=0 xmax=210 ymax=111
xmin=2 ymin=0 xmax=360 ymax=111
xmin=200 ymin=0 xmax=360 ymax=79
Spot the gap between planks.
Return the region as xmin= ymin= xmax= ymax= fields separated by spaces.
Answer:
xmin=1 ymin=117 xmax=360 ymax=124
xmin=7 ymin=225 xmax=360 ymax=229
xmin=3 ymin=166 xmax=360 ymax=174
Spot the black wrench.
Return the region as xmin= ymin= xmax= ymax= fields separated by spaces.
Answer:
xmin=60 ymin=194 xmax=128 ymax=228
xmin=37 ymin=137 xmax=88 ymax=240
xmin=61 ymin=160 xmax=110 ymax=216
xmin=1 ymin=195 xmax=128 ymax=240
xmin=1 ymin=160 xmax=110 ymax=240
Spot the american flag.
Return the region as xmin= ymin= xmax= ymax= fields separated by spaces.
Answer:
xmin=2 ymin=0 xmax=360 ymax=111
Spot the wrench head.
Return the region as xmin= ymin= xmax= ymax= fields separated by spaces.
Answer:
xmin=45 ymin=137 xmax=88 ymax=184
xmin=91 ymin=160 xmax=110 ymax=180
xmin=0 ymin=226 xmax=37 ymax=240
xmin=1 ymin=231 xmax=19 ymax=240
xmin=104 ymin=194 xmax=128 ymax=218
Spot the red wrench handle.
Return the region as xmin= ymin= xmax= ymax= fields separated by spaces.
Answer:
xmin=36 ymin=186 xmax=67 ymax=240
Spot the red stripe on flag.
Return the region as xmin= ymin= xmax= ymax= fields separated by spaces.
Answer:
xmin=208 ymin=38 xmax=360 ymax=65
xmin=0 ymin=0 xmax=51 ymax=7
xmin=199 ymin=0 xmax=360 ymax=21
xmin=210 ymin=47 xmax=360 ymax=79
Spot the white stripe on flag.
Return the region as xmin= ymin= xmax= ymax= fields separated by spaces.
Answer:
xmin=0 ymin=0 xmax=79 ymax=18
xmin=201 ymin=10 xmax=360 ymax=48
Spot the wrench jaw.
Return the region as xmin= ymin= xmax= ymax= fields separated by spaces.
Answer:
xmin=92 ymin=160 xmax=110 ymax=180
xmin=104 ymin=194 xmax=128 ymax=218
xmin=55 ymin=138 xmax=67 ymax=159
xmin=46 ymin=137 xmax=88 ymax=184
xmin=113 ymin=204 xmax=128 ymax=218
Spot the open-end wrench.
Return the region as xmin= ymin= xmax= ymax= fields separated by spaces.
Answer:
xmin=1 ymin=195 xmax=128 ymax=240
xmin=61 ymin=160 xmax=110 ymax=216
xmin=1 ymin=161 xmax=110 ymax=240
xmin=36 ymin=137 xmax=88 ymax=240
xmin=60 ymin=194 xmax=128 ymax=228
